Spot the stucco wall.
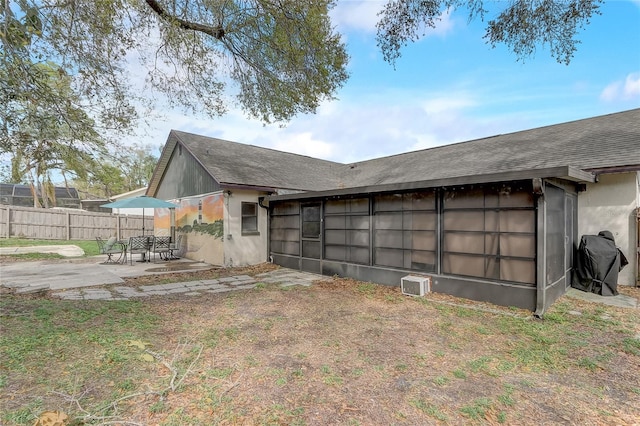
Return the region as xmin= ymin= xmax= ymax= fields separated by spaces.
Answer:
xmin=223 ymin=190 xmax=269 ymax=267
xmin=155 ymin=192 xmax=225 ymax=265
xmin=578 ymin=172 xmax=638 ymax=286
xmin=181 ymin=232 xmax=224 ymax=265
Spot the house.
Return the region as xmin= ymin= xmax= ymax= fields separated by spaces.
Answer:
xmin=81 ymin=187 xmax=156 ymax=215
xmin=146 ymin=130 xmax=343 ymax=265
xmin=147 ymin=109 xmax=640 ymax=314
xmin=107 ymin=187 xmax=155 ymax=217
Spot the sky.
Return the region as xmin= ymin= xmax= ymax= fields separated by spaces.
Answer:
xmin=130 ymin=0 xmax=640 ymax=164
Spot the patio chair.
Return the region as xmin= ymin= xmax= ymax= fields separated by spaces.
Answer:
xmin=151 ymin=236 xmax=171 ymax=261
xmin=128 ymin=235 xmax=152 ymax=265
xmin=96 ymin=236 xmax=125 ymax=264
xmin=168 ymin=234 xmax=183 ymax=259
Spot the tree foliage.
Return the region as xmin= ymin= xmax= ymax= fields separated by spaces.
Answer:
xmin=1 ymin=0 xmax=604 ymax=132
xmin=376 ymin=0 xmax=603 ymax=65
xmin=1 ymin=0 xmax=349 ymax=125
xmin=76 ymin=145 xmax=159 ymax=198
xmin=1 ymin=60 xmax=104 ymax=207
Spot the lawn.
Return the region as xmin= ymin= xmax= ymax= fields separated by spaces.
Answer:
xmin=1 ymin=275 xmax=639 ymax=425
xmin=0 ymin=238 xmax=100 ymax=257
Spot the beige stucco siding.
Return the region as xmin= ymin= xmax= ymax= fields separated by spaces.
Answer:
xmin=223 ymin=190 xmax=269 ymax=267
xmin=578 ymin=172 xmax=638 ymax=286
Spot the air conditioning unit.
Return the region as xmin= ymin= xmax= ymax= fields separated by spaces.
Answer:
xmin=401 ymin=275 xmax=431 ymax=297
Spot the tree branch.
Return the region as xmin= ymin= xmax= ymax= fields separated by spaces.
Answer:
xmin=144 ymin=0 xmax=225 ymax=39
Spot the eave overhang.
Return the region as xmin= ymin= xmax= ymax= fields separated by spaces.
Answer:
xmin=268 ymin=166 xmax=596 ymax=202
xmin=585 ymin=164 xmax=640 ymax=175
xmin=218 ymin=183 xmax=277 ymax=193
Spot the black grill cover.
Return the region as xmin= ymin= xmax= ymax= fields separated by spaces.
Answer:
xmin=572 ymin=231 xmax=628 ymax=296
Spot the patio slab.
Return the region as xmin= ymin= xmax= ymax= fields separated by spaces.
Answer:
xmin=1 ymin=261 xmax=124 ymax=291
xmin=565 ymin=288 xmax=638 ymax=308
xmin=0 ymin=257 xmax=213 ymax=292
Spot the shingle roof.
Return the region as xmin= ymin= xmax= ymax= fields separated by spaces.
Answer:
xmin=149 ymin=109 xmax=639 ymax=197
xmin=171 ymin=130 xmax=344 ymax=191
xmin=342 ymin=108 xmax=640 ymax=188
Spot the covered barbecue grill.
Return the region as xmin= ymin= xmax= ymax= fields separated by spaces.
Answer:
xmin=572 ymin=231 xmax=629 ymax=296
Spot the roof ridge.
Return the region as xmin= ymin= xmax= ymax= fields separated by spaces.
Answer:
xmin=171 ymin=129 xmax=345 ymax=166
xmin=350 ymin=108 xmax=640 ymax=166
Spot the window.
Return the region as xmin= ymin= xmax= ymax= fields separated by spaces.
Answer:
xmin=241 ymin=202 xmax=259 ymax=235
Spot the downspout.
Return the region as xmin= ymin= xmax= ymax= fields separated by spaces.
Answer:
xmin=258 ymin=196 xmax=269 ymax=210
xmin=258 ymin=196 xmax=271 ymax=262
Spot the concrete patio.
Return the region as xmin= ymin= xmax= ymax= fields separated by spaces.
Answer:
xmin=0 ymin=250 xmax=325 ymax=300
xmin=0 ymin=245 xmax=636 ymax=308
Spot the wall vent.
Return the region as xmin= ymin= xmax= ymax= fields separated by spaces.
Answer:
xmin=401 ymin=275 xmax=431 ymax=297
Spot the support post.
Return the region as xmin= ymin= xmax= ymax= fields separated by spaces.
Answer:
xmin=534 ymin=189 xmax=547 ymax=318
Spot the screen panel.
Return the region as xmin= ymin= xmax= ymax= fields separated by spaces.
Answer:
xmin=442 ymin=182 xmax=536 ymax=285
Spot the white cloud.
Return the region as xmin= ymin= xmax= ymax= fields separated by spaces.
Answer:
xmin=421 ymin=94 xmax=476 ymax=114
xmin=623 ymin=73 xmax=640 ymax=98
xmin=600 ymin=72 xmax=640 ymax=102
xmin=330 ymin=1 xmax=384 ymax=34
xmin=426 ymin=10 xmax=455 ymax=37
xmin=272 ymin=132 xmax=334 ymax=159
xmin=128 ymin=82 xmax=536 ymax=167
xmin=330 ymin=1 xmax=454 ymax=37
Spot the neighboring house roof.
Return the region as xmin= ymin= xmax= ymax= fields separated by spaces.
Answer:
xmin=111 ymin=187 xmax=148 ymax=200
xmin=149 ymin=108 xmax=640 ymax=199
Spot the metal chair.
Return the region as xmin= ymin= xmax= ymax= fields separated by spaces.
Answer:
xmin=128 ymin=236 xmax=151 ymax=265
xmin=96 ymin=236 xmax=125 ymax=264
xmin=151 ymin=236 xmax=172 ymax=261
xmin=168 ymin=234 xmax=183 ymax=259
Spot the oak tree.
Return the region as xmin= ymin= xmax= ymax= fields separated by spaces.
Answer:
xmin=1 ymin=0 xmax=349 ymax=126
xmin=1 ymin=61 xmax=103 ymax=207
xmin=377 ymin=0 xmax=603 ymax=65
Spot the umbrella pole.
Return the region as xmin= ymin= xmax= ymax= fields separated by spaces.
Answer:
xmin=170 ymin=207 xmax=176 ymax=243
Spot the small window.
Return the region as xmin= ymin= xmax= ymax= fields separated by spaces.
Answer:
xmin=242 ymin=202 xmax=259 ymax=235
xmin=302 ymin=204 xmax=321 ymax=239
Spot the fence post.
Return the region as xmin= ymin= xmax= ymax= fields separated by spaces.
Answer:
xmin=117 ymin=215 xmax=121 ymax=240
xmin=4 ymin=206 xmax=9 ymax=238
xmin=66 ymin=212 xmax=71 ymax=240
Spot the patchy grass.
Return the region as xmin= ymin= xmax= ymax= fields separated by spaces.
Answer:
xmin=1 ymin=274 xmax=639 ymax=425
xmin=0 ymin=238 xmax=100 ymax=257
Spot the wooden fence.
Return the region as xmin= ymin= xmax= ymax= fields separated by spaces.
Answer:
xmin=0 ymin=205 xmax=154 ymax=241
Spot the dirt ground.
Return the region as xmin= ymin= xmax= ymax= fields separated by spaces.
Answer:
xmin=1 ymin=262 xmax=639 ymax=425
xmin=120 ymin=262 xmax=281 ymax=286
